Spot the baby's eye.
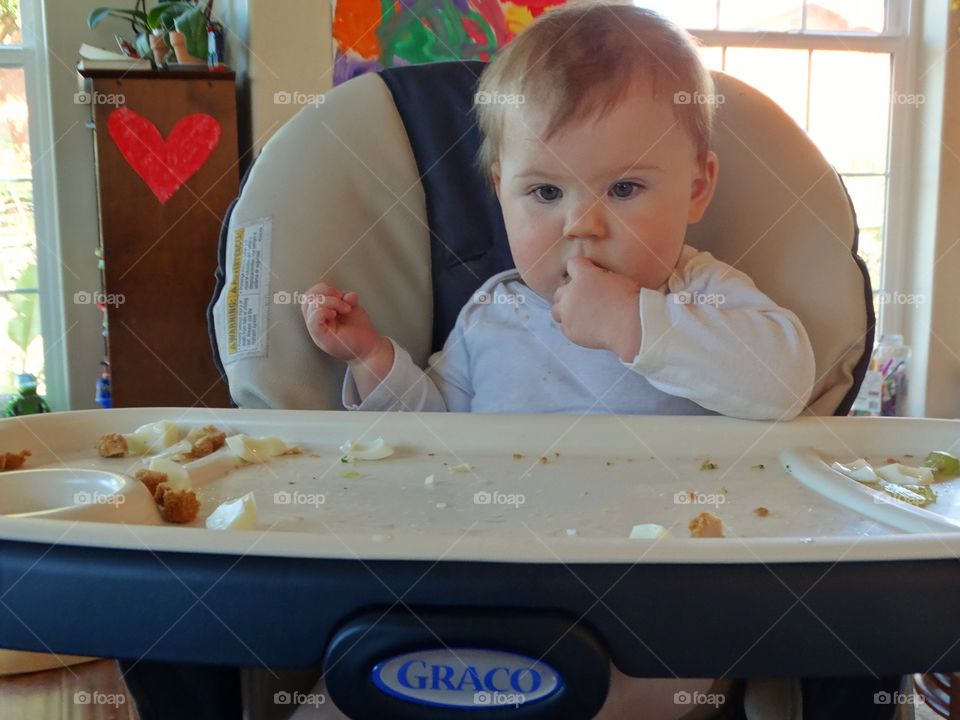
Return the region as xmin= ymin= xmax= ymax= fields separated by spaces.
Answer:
xmin=531 ymin=185 xmax=562 ymax=202
xmin=610 ymin=181 xmax=643 ymax=199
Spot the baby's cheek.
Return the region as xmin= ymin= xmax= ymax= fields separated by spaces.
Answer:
xmin=514 ymin=247 xmax=554 ymax=291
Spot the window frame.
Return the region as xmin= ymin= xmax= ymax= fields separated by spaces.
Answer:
xmin=674 ymin=0 xmax=916 ymax=339
xmin=0 ymin=0 xmax=68 ymax=410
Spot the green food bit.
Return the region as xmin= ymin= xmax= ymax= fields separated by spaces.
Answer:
xmin=923 ymin=451 xmax=960 ymax=476
xmin=700 ymin=460 xmax=718 ymax=471
xmin=341 ymin=470 xmax=360 ymax=479
xmin=750 ymin=464 xmax=765 ymax=470
xmin=340 ymin=455 xmax=350 ymax=463
xmin=877 ymin=481 xmax=929 ymax=507
xmin=903 ymin=484 xmax=937 ymax=505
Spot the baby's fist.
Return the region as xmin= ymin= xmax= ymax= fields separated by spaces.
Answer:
xmin=301 ymin=282 xmax=381 ymax=363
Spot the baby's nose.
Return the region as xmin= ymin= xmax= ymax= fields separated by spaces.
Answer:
xmin=563 ymin=198 xmax=607 ymax=240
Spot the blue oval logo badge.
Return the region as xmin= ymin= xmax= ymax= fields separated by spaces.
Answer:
xmin=371 ymin=648 xmax=562 ymax=709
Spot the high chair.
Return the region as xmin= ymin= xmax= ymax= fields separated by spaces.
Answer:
xmin=196 ymin=60 xmax=911 ymax=719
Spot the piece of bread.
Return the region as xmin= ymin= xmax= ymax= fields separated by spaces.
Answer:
xmin=154 ymin=485 xmax=199 ymax=524
xmin=184 ymin=425 xmax=227 ymax=459
xmin=96 ymin=433 xmax=128 ymax=458
xmin=688 ymin=511 xmax=724 ymax=538
xmin=134 ymin=468 xmax=167 ymax=496
xmin=0 ymin=449 xmax=30 ymax=471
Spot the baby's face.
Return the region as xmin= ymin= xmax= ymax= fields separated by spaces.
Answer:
xmin=492 ymin=84 xmax=718 ymax=300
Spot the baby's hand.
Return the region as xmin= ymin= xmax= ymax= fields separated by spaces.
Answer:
xmin=551 ymin=257 xmax=642 ymax=361
xmin=301 ymin=282 xmax=382 ymax=363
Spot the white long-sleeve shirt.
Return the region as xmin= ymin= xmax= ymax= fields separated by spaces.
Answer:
xmin=343 ymin=245 xmax=815 ymax=420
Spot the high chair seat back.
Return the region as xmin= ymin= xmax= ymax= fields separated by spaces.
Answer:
xmin=209 ymin=61 xmax=873 ymax=416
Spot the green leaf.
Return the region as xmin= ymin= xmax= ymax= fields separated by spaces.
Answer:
xmin=6 ymin=263 xmax=39 ymax=357
xmin=147 ymin=2 xmax=194 ymax=31
xmin=134 ymin=31 xmax=150 ymax=58
xmin=88 ymin=8 xmax=148 ymax=31
xmin=174 ymin=5 xmax=208 ymax=60
xmin=13 ymin=261 xmax=35 ymax=290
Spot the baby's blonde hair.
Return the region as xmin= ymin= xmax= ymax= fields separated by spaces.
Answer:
xmin=473 ymin=1 xmax=715 ymax=188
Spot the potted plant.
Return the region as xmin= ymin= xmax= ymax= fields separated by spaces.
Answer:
xmin=147 ymin=1 xmax=210 ymax=64
xmin=88 ymin=1 xmax=212 ymax=66
xmin=87 ymin=1 xmax=151 ymax=59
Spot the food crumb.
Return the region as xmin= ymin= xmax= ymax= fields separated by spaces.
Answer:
xmin=605 ymin=461 xmax=615 ymax=467
xmin=154 ymin=486 xmax=199 ymax=524
xmin=96 ymin=433 xmax=127 ymax=458
xmin=885 ymin=457 xmax=900 ymax=464
xmin=184 ymin=426 xmax=226 ymax=459
xmin=134 ymin=468 xmax=167 ymax=496
xmin=512 ymin=452 xmax=524 ymax=460
xmin=688 ymin=512 xmax=724 ymax=538
xmin=538 ymin=456 xmax=549 ymax=464
xmin=700 ymin=460 xmax=718 ymax=471
xmin=448 ymin=463 xmax=472 ymax=473
xmin=753 ymin=507 xmax=770 ymax=517
xmin=0 ymin=449 xmax=31 ymax=471
xmin=751 ymin=464 xmax=765 ymax=470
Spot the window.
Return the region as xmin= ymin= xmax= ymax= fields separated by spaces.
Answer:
xmin=639 ymin=0 xmax=912 ymax=328
xmin=0 ymin=0 xmax=58 ymax=405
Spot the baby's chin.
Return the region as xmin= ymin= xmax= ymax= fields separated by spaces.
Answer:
xmin=513 ymin=272 xmax=558 ymax=301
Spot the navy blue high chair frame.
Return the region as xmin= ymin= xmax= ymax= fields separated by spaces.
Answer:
xmin=112 ymin=61 xmax=904 ymax=719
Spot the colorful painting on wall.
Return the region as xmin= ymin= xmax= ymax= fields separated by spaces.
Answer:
xmin=332 ymin=0 xmax=567 ymax=85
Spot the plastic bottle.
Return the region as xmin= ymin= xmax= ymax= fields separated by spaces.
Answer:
xmin=3 ymin=374 xmax=51 ymax=416
xmin=95 ymin=360 xmax=112 ymax=409
xmin=849 ymin=334 xmax=910 ymax=416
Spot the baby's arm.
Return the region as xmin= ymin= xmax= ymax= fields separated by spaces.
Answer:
xmin=626 ymin=252 xmax=816 ymax=420
xmin=341 ymin=331 xmax=474 ymax=412
xmin=299 ymin=282 xmax=473 ymax=411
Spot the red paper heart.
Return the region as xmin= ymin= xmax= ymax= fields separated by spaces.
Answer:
xmin=107 ymin=107 xmax=221 ymax=204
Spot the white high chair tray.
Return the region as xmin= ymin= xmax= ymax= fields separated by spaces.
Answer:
xmin=1 ymin=408 xmax=960 ymax=562
xmin=3 ymin=408 xmax=960 ymax=678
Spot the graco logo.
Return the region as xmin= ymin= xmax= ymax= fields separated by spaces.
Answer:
xmin=371 ymin=648 xmax=561 ymax=708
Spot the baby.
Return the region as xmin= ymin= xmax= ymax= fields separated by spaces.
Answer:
xmin=298 ymin=2 xmax=815 ymax=718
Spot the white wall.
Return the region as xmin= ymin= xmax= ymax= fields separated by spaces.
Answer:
xmin=901 ymin=1 xmax=960 ymax=419
xmin=245 ymin=0 xmax=333 ymax=154
xmin=920 ymin=4 xmax=960 ymax=419
xmin=41 ymin=1 xmax=120 ymax=409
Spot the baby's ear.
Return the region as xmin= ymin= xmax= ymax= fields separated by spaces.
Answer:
xmin=491 ymin=161 xmax=501 ymax=201
xmin=688 ymin=151 xmax=718 ymax=224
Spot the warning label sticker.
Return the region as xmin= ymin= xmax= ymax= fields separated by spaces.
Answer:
xmin=224 ymin=218 xmax=270 ymax=361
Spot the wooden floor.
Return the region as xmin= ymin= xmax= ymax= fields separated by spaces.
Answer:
xmin=0 ymin=659 xmax=138 ymax=720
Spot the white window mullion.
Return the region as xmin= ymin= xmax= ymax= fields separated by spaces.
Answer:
xmin=10 ymin=0 xmax=69 ymax=410
xmin=880 ymin=33 xmax=915 ymax=340
xmin=691 ymin=30 xmax=898 ymax=53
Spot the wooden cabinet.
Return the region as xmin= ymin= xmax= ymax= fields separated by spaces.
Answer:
xmin=80 ymin=69 xmax=236 ymax=408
